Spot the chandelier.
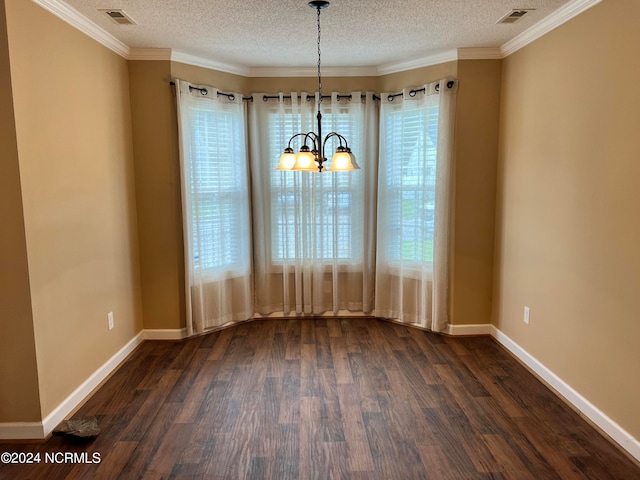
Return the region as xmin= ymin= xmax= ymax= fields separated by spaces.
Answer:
xmin=277 ymin=1 xmax=359 ymax=172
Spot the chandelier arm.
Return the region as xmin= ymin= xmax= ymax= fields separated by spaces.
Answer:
xmin=285 ymin=132 xmax=315 ymax=149
xmin=322 ymin=132 xmax=345 ymax=153
xmin=305 ymin=132 xmax=320 ymax=152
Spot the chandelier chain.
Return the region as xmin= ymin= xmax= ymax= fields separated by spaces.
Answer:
xmin=317 ymin=5 xmax=322 ymax=106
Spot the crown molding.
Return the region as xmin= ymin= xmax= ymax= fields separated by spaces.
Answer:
xmin=376 ymin=50 xmax=459 ymax=76
xmin=457 ymin=47 xmax=502 ymax=60
xmin=31 ymin=0 xmax=129 ymax=58
xmin=170 ymin=51 xmax=250 ymax=76
xmin=500 ymin=0 xmax=602 ymax=57
xmin=128 ymin=48 xmax=172 ymax=61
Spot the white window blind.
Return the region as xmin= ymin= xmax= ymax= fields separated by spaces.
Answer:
xmin=191 ymin=108 xmax=246 ymax=272
xmin=379 ymin=98 xmax=439 ymax=266
xmin=182 ymin=96 xmax=251 ymax=277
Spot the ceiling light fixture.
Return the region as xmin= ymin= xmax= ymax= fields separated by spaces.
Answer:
xmin=277 ymin=1 xmax=358 ymax=172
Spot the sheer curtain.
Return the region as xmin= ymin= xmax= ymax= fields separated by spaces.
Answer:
xmin=249 ymin=91 xmax=378 ymax=316
xmin=175 ymin=79 xmax=253 ymax=335
xmin=374 ymin=79 xmax=457 ymax=332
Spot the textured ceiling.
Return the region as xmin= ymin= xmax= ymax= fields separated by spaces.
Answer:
xmin=60 ymin=0 xmax=572 ymax=70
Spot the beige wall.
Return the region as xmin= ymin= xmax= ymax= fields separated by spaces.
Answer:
xmin=453 ymin=60 xmax=501 ymax=325
xmin=494 ymin=0 xmax=640 ymax=440
xmin=5 ymin=0 xmax=143 ymax=418
xmin=377 ymin=61 xmax=457 ymax=92
xmin=129 ymin=61 xmax=185 ymax=330
xmin=0 ymin=0 xmax=41 ymax=423
xmin=247 ymin=76 xmax=379 ymax=95
xmin=172 ymin=62 xmax=250 ymax=93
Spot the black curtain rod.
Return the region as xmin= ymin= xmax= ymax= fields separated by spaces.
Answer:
xmin=169 ymin=81 xmax=453 ymax=102
xmin=261 ymin=93 xmax=380 ymax=102
xmin=168 ymin=82 xmax=246 ymax=101
xmin=169 ymin=82 xmax=378 ymax=102
xmin=385 ymin=80 xmax=455 ymax=102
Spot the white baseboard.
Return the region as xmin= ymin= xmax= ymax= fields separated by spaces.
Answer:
xmin=0 ymin=331 xmax=145 ymax=441
xmin=144 ymin=328 xmax=188 ymax=340
xmin=491 ymin=326 xmax=640 ymax=463
xmin=443 ymin=323 xmax=493 ymax=336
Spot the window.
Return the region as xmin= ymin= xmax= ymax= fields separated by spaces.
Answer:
xmin=379 ymin=97 xmax=439 ymax=266
xmin=185 ymin=101 xmax=251 ymax=276
xmin=267 ymin=101 xmax=364 ymax=264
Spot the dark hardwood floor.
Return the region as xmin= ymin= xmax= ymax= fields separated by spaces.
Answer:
xmin=1 ymin=318 xmax=639 ymax=479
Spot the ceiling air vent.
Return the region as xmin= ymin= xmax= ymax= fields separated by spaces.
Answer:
xmin=99 ymin=9 xmax=137 ymax=25
xmin=497 ymin=9 xmax=535 ymax=24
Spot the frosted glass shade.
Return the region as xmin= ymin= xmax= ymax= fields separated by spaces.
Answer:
xmin=293 ymin=150 xmax=318 ymax=171
xmin=329 ymin=149 xmax=359 ymax=171
xmin=277 ymin=150 xmax=297 ymax=170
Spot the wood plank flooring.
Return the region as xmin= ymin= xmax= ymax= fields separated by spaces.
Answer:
xmin=1 ymin=318 xmax=639 ymax=479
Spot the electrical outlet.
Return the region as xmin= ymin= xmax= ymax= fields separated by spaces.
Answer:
xmin=523 ymin=306 xmax=530 ymax=325
xmin=108 ymin=312 xmax=114 ymax=330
